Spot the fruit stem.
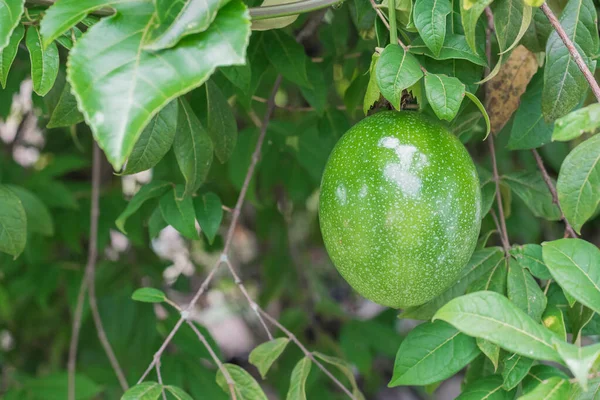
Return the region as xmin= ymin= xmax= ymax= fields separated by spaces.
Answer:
xmin=388 ymin=0 xmax=398 ymax=46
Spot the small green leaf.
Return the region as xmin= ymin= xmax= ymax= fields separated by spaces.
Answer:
xmin=568 ymin=302 xmax=594 ymax=343
xmin=465 ymin=92 xmax=490 ymax=137
xmin=553 ymin=339 xmax=600 ymax=390
xmin=249 ymin=338 xmax=290 ymax=379
xmin=26 ymin=26 xmax=59 ymax=96
xmin=159 ymin=186 xmax=199 ymax=240
xmin=457 ymin=375 xmax=514 ymax=399
xmin=376 ymin=44 xmax=424 ymax=109
xmin=521 ymin=365 xmax=569 ymax=395
xmin=410 ymin=34 xmax=488 ymax=66
xmin=570 ymin=377 xmax=600 ymax=400
xmin=542 ymin=239 xmax=600 ymax=315
xmin=251 ymin=0 xmax=298 ymax=31
xmin=390 ymin=320 xmax=479 ymax=386
xmin=552 ymin=104 xmax=600 ymax=142
xmin=193 ymin=192 xmax=223 ymax=244
xmin=204 ymin=81 xmax=238 ymax=163
xmin=363 ymin=52 xmax=380 ymax=115
xmin=517 ymin=377 xmax=570 ymax=400
xmin=0 ymin=23 xmax=24 ymax=88
xmin=477 ymin=338 xmax=500 ymax=371
xmin=46 ymin=82 xmax=85 ymax=128
xmin=510 ymin=244 xmax=551 ymax=280
xmin=492 ymin=0 xmax=533 ymax=55
xmin=424 ymin=73 xmax=465 ymax=121
xmin=434 ymin=291 xmax=563 ymax=363
xmin=263 ymin=30 xmax=310 ymax=88
xmin=461 ymin=0 xmax=493 ymax=54
xmin=542 ymin=304 xmax=567 ymax=341
xmin=6 ymin=185 xmax=53 ymax=236
xmin=164 ymin=385 xmax=193 ymax=400
xmin=116 ymin=181 xmax=172 ymax=234
xmin=174 ymin=99 xmax=214 ymax=198
xmin=503 ymin=171 xmax=562 ymax=221
xmin=122 ymin=100 xmax=178 ymax=175
xmin=0 ymin=184 xmax=27 ymax=258
xmin=413 ymin=0 xmax=451 ymax=56
xmin=312 ymin=352 xmax=365 ymax=400
xmin=500 ymin=353 xmax=533 ymax=390
xmin=132 ymin=288 xmax=166 ymax=303
xmin=121 ymin=382 xmax=163 ymax=400
xmin=216 ymin=363 xmax=268 ymax=400
xmin=556 ymin=134 xmax=600 ymax=233
xmin=467 ymin=256 xmax=507 ymax=294
xmin=507 ymin=259 xmax=546 ymax=321
xmin=0 ymin=0 xmax=23 ymax=52
xmin=287 ymin=357 xmax=311 ymax=400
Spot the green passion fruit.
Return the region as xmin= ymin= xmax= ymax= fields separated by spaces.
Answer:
xmin=319 ymin=111 xmax=481 ymax=308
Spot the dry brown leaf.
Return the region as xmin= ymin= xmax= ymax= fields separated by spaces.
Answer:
xmin=487 ymin=45 xmax=538 ymax=134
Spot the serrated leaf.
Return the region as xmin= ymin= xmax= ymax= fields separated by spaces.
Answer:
xmin=216 ymin=364 xmax=268 ymax=400
xmin=461 ymin=0 xmax=493 ymax=54
xmin=174 ymin=98 xmax=214 ymax=198
xmin=249 ymin=338 xmax=290 ymax=379
xmin=507 ymin=258 xmax=546 ymax=321
xmin=552 ymin=103 xmax=600 ymax=142
xmin=26 ymin=26 xmax=59 ymax=96
xmin=376 ymin=44 xmax=423 ymax=109
xmin=503 ymin=171 xmax=561 ymax=221
xmin=65 ymin=0 xmax=250 ymax=170
xmin=363 ymin=52 xmax=380 ymax=115
xmin=6 ymin=185 xmax=53 ymax=236
xmin=116 ymin=180 xmax=171 ymax=233
xmin=517 ymin=377 xmax=570 ymax=400
xmin=263 ymin=30 xmax=310 ymax=88
xmin=121 ymin=382 xmax=163 ymax=400
xmin=510 ymin=244 xmax=551 ymax=280
xmin=46 ymin=81 xmax=85 ymax=128
xmin=465 ymin=92 xmax=490 ymax=137
xmin=159 ymin=186 xmax=198 ymax=240
xmin=193 ymin=192 xmax=223 ymax=244
xmin=413 ymin=0 xmax=451 ymax=56
xmin=0 ymin=0 xmax=23 ymax=52
xmin=164 ymin=385 xmax=193 ymax=400
xmin=0 ymin=23 xmax=23 ymax=88
xmin=0 ymin=184 xmax=26 ymax=258
xmin=410 ymin=34 xmax=488 ymax=66
xmin=553 ymin=339 xmax=600 ymax=390
xmin=542 ymin=0 xmax=599 ymax=122
xmin=131 ymin=287 xmax=166 ymax=303
xmin=478 ymin=338 xmax=500 ymax=371
xmin=287 ymin=357 xmax=311 ymax=400
xmin=389 ymin=320 xmax=479 ymax=386
xmin=457 ymin=375 xmax=514 ymax=399
xmin=434 ymin=291 xmax=563 ymax=363
xmin=542 ymin=304 xmax=567 ymax=341
xmin=424 ymin=73 xmax=465 ymax=121
xmin=542 ymin=239 xmax=600 ymax=315
xmin=313 ymin=352 xmax=365 ymax=400
xmin=144 ymin=0 xmax=232 ymax=50
xmin=556 ymin=134 xmax=600 ymax=233
xmin=501 ymin=353 xmax=534 ymax=390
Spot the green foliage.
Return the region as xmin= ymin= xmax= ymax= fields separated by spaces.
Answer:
xmin=249 ymin=338 xmax=290 ymax=378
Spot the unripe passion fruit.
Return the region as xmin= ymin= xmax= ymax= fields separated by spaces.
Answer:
xmin=319 ymin=111 xmax=481 ymax=308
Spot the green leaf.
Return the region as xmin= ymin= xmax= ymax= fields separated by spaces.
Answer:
xmin=510 ymin=244 xmax=551 ymax=280
xmin=263 ymin=30 xmax=310 ymax=88
xmin=492 ymin=0 xmax=532 ymax=55
xmin=556 ymin=134 xmax=600 ymax=233
xmin=216 ymin=364 xmax=268 ymax=400
xmin=40 ymin=0 xmax=110 ymax=47
xmin=568 ymin=302 xmax=594 ymax=343
xmin=0 ymin=23 xmax=23 ymax=88
xmin=389 ymin=320 xmax=480 ymax=386
xmin=434 ymin=291 xmax=563 ymax=362
xmin=507 ymin=71 xmax=554 ymax=150
xmin=552 ymin=104 xmax=600 ymax=142
xmin=542 ymin=239 xmax=600 ymax=315
xmin=521 ymin=365 xmax=569 ymax=395
xmin=413 ymin=0 xmax=451 ymax=56
xmin=46 ymin=81 xmax=85 ymax=128
xmin=410 ymin=34 xmax=488 ymax=66
xmin=465 ymin=92 xmax=490 ymax=137
xmin=220 ymin=64 xmax=251 ymax=97
xmin=193 ymin=192 xmax=223 ymax=244
xmin=6 ymin=185 xmax=53 ymax=236
xmin=400 ymin=247 xmax=505 ymax=320
xmin=542 ymin=304 xmax=567 ymax=341
xmin=570 ymin=377 xmax=600 ymax=399
xmin=251 ymin=0 xmax=298 ymax=31
xmin=363 ymin=52 xmax=380 ymax=115
xmin=116 ymin=180 xmax=171 ymax=233
xmin=121 ymin=382 xmax=163 ymax=400
xmin=467 ymin=257 xmax=507 ymax=294
xmin=26 ymin=26 xmax=59 ymax=96
xmin=122 ymin=100 xmax=178 ymax=175
xmin=160 ymin=185 xmax=199 ymax=240
xmin=148 ymin=206 xmax=167 ymax=239
xmin=553 ymin=339 xmax=600 ymax=390
xmin=131 ymin=287 xmax=167 ymax=303
xmin=164 ymin=386 xmax=193 ymax=400
xmin=461 ymin=0 xmax=493 ymax=54
xmin=204 ymin=80 xmax=238 ymax=163
xmin=144 ymin=0 xmax=232 ymax=50
xmin=424 ymin=73 xmax=465 ymax=121
xmin=501 ymin=353 xmax=533 ymax=390
xmin=287 ymin=357 xmax=311 ymax=400
xmin=0 ymin=184 xmax=26 ymax=258
xmin=503 ymin=171 xmax=562 ymax=221
xmin=542 ymin=0 xmax=599 ymax=122
xmin=507 ymin=258 xmax=546 ymax=321
xmin=477 ymin=338 xmax=500 ymax=371
xmin=312 ymin=352 xmax=365 ymax=400
xmin=22 ymin=373 xmax=102 ymax=400
xmin=0 ymin=0 xmax=23 ymax=52
xmin=249 ymin=338 xmax=290 ymax=379
xmin=457 ymin=375 xmax=514 ymax=399
xmin=517 ymin=377 xmax=570 ymax=400
xmin=344 ymin=72 xmax=369 ymax=118
xmin=174 ymin=98 xmax=214 ymax=198
xmin=376 ymin=44 xmax=424 ymax=109
xmin=65 ymin=0 xmax=250 ymax=170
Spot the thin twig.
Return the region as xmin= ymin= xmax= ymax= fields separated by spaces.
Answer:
xmin=186 ymin=321 xmax=237 ymax=400
xmin=487 ymin=123 xmax=511 ymax=254
xmin=540 ymin=3 xmax=600 ymax=102
xmin=155 ymin=362 xmax=167 ymax=400
xmin=531 ymin=149 xmax=578 ymax=238
xmin=67 ymin=271 xmax=88 ymax=400
xmin=259 ymin=310 xmax=357 ymax=399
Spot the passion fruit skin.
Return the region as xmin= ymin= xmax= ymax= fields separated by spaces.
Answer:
xmin=319 ymin=111 xmax=481 ymax=308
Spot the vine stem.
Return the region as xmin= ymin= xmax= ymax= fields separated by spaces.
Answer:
xmin=388 ymin=0 xmax=397 ymax=45
xmin=368 ymin=0 xmax=408 ymax=50
xmin=540 ymin=3 xmax=600 ymax=102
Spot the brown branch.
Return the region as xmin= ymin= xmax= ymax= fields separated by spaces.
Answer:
xmin=531 ymin=149 xmax=578 ymax=238
xmin=540 ymin=3 xmax=600 ymax=102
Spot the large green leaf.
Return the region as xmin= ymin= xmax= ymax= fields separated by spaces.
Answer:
xmin=553 ymin=339 xmax=600 ymax=391
xmin=424 ymin=73 xmax=465 ymax=121
xmin=193 ymin=192 xmax=223 ymax=244
xmin=6 ymin=185 xmax=53 ymax=236
xmin=510 ymin=244 xmax=551 ymax=280
xmin=542 ymin=239 xmax=600 ymax=315
xmin=409 ymin=34 xmax=488 ymax=66
xmin=556 ymin=134 xmax=600 ymax=233
xmin=0 ymin=23 xmax=23 ymax=88
xmin=507 ymin=258 xmax=546 ymax=321
xmin=159 ymin=185 xmax=199 ymax=240
xmin=491 ymin=0 xmax=532 ymax=55
xmin=500 ymin=353 xmax=533 ymax=390
xmin=116 ymin=180 xmax=171 ymax=233
xmin=376 ymin=44 xmax=423 ymax=109
xmin=203 ymin=80 xmax=237 ymax=163
xmin=262 ymin=30 xmax=310 ymax=88
xmin=287 ymin=357 xmax=311 ymax=400
xmin=173 ymin=99 xmax=213 ymax=198
xmin=570 ymin=377 xmax=600 ymax=399
xmin=461 ymin=0 xmax=493 ymax=54
xmin=26 ymin=26 xmax=59 ymax=96
xmin=0 ymin=0 xmax=23 ymax=52
xmin=542 ymin=0 xmax=599 ymax=122
xmin=552 ymin=103 xmax=600 ymax=142
xmin=144 ymin=0 xmax=232 ymax=50
xmin=457 ymin=375 xmax=514 ymax=399
xmin=0 ymin=184 xmax=27 ymax=258
xmin=389 ymin=320 xmax=479 ymax=386
xmin=518 ymin=377 xmax=570 ymax=399
xmin=434 ymin=291 xmax=563 ymax=363
xmin=216 ymin=364 xmax=268 ymax=400
xmin=249 ymin=338 xmax=290 ymax=379
xmin=65 ymin=0 xmax=250 ymax=170
xmin=46 ymin=82 xmax=85 ymax=128
xmin=466 ymin=257 xmax=507 ymax=294
xmin=503 ymin=171 xmax=562 ymax=221
xmin=413 ymin=0 xmax=451 ymax=56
